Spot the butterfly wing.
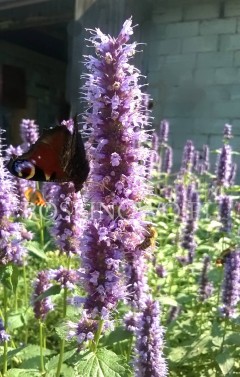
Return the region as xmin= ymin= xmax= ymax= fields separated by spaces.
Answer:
xmin=61 ymin=118 xmax=90 ymax=191
xmin=7 ymin=121 xmax=90 ymax=191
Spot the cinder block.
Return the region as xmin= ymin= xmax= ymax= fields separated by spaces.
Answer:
xmin=194 ymin=118 xmax=230 ymax=134
xmin=153 ymin=6 xmax=183 ymax=24
xmin=155 ymin=39 xmax=182 ymax=55
xmin=233 ymin=51 xmax=240 ymax=66
xmin=166 ymin=21 xmax=199 ymax=38
xmin=215 ymin=68 xmax=240 ymax=85
xmin=200 ymin=19 xmax=237 ymax=35
xmin=230 ymin=85 xmax=240 ymax=100
xmin=183 ymin=3 xmax=219 ymax=21
xmin=220 ymin=34 xmax=240 ymax=51
xmin=213 ymin=100 xmax=240 ymax=117
xmin=194 ymin=68 xmax=215 ymax=85
xmin=182 ymin=36 xmax=218 ymax=53
xmin=197 ymin=52 xmax=233 ymax=68
xmin=205 ymin=86 xmax=230 ymax=102
xmin=225 ymin=1 xmax=240 ymax=17
xmin=165 ymin=53 xmax=196 ymax=68
xmin=148 ymin=56 xmax=165 ymax=71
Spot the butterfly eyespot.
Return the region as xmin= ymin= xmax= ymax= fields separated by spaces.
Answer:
xmin=14 ymin=161 xmax=35 ymax=179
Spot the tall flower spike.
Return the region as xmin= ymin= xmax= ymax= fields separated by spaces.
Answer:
xmin=0 ymin=131 xmax=28 ymax=265
xmin=219 ymin=195 xmax=232 ymax=233
xmin=79 ymin=19 xmax=151 ymax=322
xmin=181 ymin=140 xmax=195 ymax=173
xmin=220 ymin=249 xmax=240 ymax=318
xmin=198 ymin=255 xmax=213 ymax=301
xmin=223 ymin=124 xmax=232 ymax=141
xmin=20 ymin=119 xmax=39 ymax=151
xmin=49 ymin=181 xmax=86 ymax=256
xmin=162 ymin=146 xmax=173 ymax=174
xmin=32 ymin=271 xmax=53 ymax=320
xmin=134 ymin=298 xmax=168 ymax=377
xmin=159 ymin=120 xmax=169 ymax=145
xmin=216 ymin=144 xmax=232 ymax=187
xmin=6 ymin=145 xmax=35 ymax=218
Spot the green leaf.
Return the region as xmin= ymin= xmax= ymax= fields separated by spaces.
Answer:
xmin=45 ymin=364 xmax=75 ymax=377
xmin=225 ymin=333 xmax=240 ymax=346
xmin=102 ymin=327 xmax=132 ymax=347
xmin=75 ymin=348 xmax=130 ymax=377
xmin=26 ymin=241 xmax=47 ymax=260
xmin=0 ymin=346 xmax=26 ymax=365
xmin=158 ymin=296 xmax=178 ymax=307
xmin=0 ymin=264 xmax=19 ymax=292
xmin=6 ymin=369 xmax=40 ymax=377
xmin=215 ymin=351 xmax=234 ymax=376
xmin=8 ymin=312 xmax=24 ymax=330
xmin=34 ymin=285 xmax=61 ymax=302
xmin=45 ymin=349 xmax=77 ymax=371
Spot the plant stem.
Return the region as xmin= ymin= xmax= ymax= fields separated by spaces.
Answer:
xmin=39 ymin=321 xmax=45 ymax=374
xmin=23 ymin=262 xmax=29 ymax=344
xmin=92 ymin=319 xmax=104 ymax=352
xmin=56 ymin=287 xmax=68 ymax=377
xmin=3 ymin=287 xmax=8 ymax=376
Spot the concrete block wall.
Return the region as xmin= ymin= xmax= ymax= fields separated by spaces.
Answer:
xmin=145 ymin=0 xmax=240 ymax=171
xmin=0 ymin=41 xmax=66 ymax=143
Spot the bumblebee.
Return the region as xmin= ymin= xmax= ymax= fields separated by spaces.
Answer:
xmin=24 ymin=187 xmax=46 ymax=207
xmin=216 ymin=247 xmax=234 ymax=266
xmin=138 ymin=225 xmax=158 ymax=250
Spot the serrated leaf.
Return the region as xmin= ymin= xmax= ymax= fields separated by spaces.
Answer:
xmin=26 ymin=242 xmax=47 ymax=260
xmin=225 ymin=333 xmax=240 ymax=346
xmin=8 ymin=312 xmax=24 ymax=330
xmin=17 ymin=345 xmax=53 ymax=361
xmin=35 ymin=285 xmax=61 ymax=302
xmin=75 ymin=348 xmax=129 ymax=377
xmin=102 ymin=327 xmax=132 ymax=347
xmin=6 ymin=368 xmax=40 ymax=377
xmin=215 ymin=352 xmax=234 ymax=375
xmin=167 ymin=346 xmax=187 ymax=363
xmin=45 ymin=349 xmax=77 ymax=371
xmin=45 ymin=364 xmax=75 ymax=377
xmin=159 ymin=296 xmax=178 ymax=307
xmin=0 ymin=264 xmax=19 ymax=292
xmin=0 ymin=346 xmax=26 ymax=364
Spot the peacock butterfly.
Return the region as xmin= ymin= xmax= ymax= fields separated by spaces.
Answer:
xmin=7 ymin=118 xmax=90 ymax=192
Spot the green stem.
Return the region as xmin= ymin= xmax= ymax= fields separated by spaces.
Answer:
xmin=39 ymin=208 xmax=45 ymax=248
xmin=3 ymin=287 xmax=8 ymax=376
xmin=92 ymin=319 xmax=104 ymax=352
xmin=56 ymin=287 xmax=68 ymax=377
xmin=23 ymin=263 xmax=29 ymax=344
xmin=39 ymin=321 xmax=45 ymax=374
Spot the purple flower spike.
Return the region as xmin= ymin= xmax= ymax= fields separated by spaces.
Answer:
xmin=229 ymin=163 xmax=237 ymax=186
xmin=162 ymin=146 xmax=173 ymax=175
xmin=32 ymin=271 xmax=53 ymax=320
xmin=20 ymin=119 xmax=39 ymax=151
xmin=0 ymin=133 xmax=28 ymax=265
xmin=80 ymin=19 xmax=151 ymax=318
xmin=0 ymin=319 xmax=10 ymax=343
xmin=198 ymin=144 xmax=210 ymax=174
xmin=219 ymin=195 xmax=232 ymax=233
xmin=48 ymin=267 xmax=78 ymax=290
xmin=216 ymin=145 xmax=232 ymax=187
xmin=220 ymin=249 xmax=240 ymax=318
xmin=181 ymin=140 xmax=195 ymax=172
xmin=159 ymin=120 xmax=169 ymax=145
xmin=199 ymin=255 xmax=213 ymax=301
xmin=6 ymin=145 xmax=35 ymax=218
xmin=152 ymin=132 xmax=159 ymax=152
xmin=50 ymin=182 xmax=86 ymax=256
xmin=181 ymin=190 xmax=200 ymax=263
xmin=134 ymin=298 xmax=168 ymax=377
xmin=223 ymin=124 xmax=232 ymax=140
xmin=175 ymin=183 xmax=187 ymax=222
